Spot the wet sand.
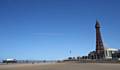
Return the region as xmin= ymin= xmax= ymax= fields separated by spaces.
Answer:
xmin=0 ymin=63 xmax=120 ymax=70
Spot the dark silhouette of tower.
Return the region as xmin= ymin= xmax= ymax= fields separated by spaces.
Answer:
xmin=95 ymin=20 xmax=104 ymax=59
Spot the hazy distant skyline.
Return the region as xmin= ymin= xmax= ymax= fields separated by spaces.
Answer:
xmin=0 ymin=0 xmax=120 ymax=60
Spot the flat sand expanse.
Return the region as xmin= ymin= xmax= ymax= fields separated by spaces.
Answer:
xmin=0 ymin=63 xmax=120 ymax=70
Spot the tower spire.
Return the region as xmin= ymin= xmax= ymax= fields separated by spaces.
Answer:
xmin=95 ymin=20 xmax=100 ymax=28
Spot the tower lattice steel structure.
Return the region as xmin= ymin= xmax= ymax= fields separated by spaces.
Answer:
xmin=95 ymin=20 xmax=105 ymax=59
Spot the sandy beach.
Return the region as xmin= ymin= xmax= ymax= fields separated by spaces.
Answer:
xmin=0 ymin=63 xmax=120 ymax=70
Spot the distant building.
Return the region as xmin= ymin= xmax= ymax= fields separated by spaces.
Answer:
xmin=104 ymin=48 xmax=118 ymax=59
xmin=3 ymin=59 xmax=17 ymax=63
xmin=112 ymin=49 xmax=120 ymax=60
xmin=88 ymin=51 xmax=96 ymax=59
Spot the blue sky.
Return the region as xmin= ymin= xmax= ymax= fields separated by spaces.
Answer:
xmin=0 ymin=0 xmax=120 ymax=60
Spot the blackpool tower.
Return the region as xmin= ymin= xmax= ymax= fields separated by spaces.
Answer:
xmin=95 ymin=20 xmax=105 ymax=59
